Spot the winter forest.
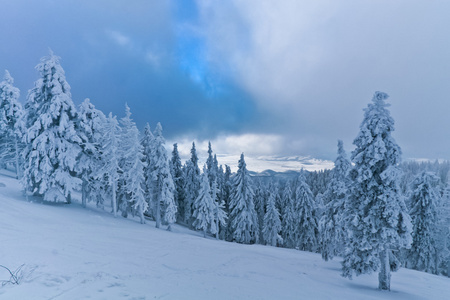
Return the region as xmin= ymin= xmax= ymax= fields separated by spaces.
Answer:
xmin=2 ymin=52 xmax=450 ymax=292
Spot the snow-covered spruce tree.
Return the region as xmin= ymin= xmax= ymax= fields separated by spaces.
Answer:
xmin=407 ymin=171 xmax=440 ymax=274
xmin=151 ymin=123 xmax=177 ymax=230
xmin=0 ymin=70 xmax=24 ymax=178
xmin=253 ymin=179 xmax=267 ymax=244
xmin=183 ymin=142 xmax=201 ymax=226
xmin=212 ymin=179 xmax=227 ymax=239
xmin=97 ymin=113 xmax=121 ymax=216
xmin=206 ymin=142 xmax=219 ymax=187
xmin=222 ymin=165 xmax=234 ymax=241
xmin=170 ymin=143 xmax=185 ymax=223
xmin=229 ymin=153 xmax=259 ymax=244
xmin=320 ymin=140 xmax=351 ymax=261
xmin=75 ymin=98 xmax=107 ymax=208
xmin=342 ymin=91 xmax=412 ymax=291
xmin=141 ymin=123 xmax=154 ymax=218
xmin=117 ymin=105 xmax=147 ymax=223
xmin=263 ymin=191 xmax=282 ymax=247
xmin=294 ymin=172 xmax=319 ymax=252
xmin=22 ymin=52 xmax=82 ymax=203
xmin=193 ymin=166 xmax=217 ymax=237
xmin=281 ymin=182 xmax=296 ymax=248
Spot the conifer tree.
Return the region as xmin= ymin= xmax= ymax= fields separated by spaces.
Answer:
xmin=222 ymin=165 xmax=233 ymax=241
xmin=183 ymin=142 xmax=201 ymax=226
xmin=407 ymin=171 xmax=440 ymax=274
xmin=193 ymin=167 xmax=217 ymax=237
xmin=0 ymin=70 xmax=24 ymax=178
xmin=294 ymin=172 xmax=319 ymax=252
xmin=117 ymin=105 xmax=147 ymax=223
xmin=170 ymin=143 xmax=185 ymax=222
xmin=212 ymin=179 xmax=227 ymax=239
xmin=229 ymin=153 xmax=259 ymax=244
xmin=342 ymin=92 xmax=412 ymax=291
xmin=320 ymin=140 xmax=351 ymax=261
xmin=97 ymin=113 xmax=121 ymax=216
xmin=281 ymin=182 xmax=296 ymax=248
xmin=151 ymin=123 xmax=177 ymax=230
xmin=22 ymin=52 xmax=82 ymax=202
xmin=263 ymin=192 xmax=282 ymax=247
xmin=76 ymin=98 xmax=106 ymax=208
xmin=141 ymin=123 xmax=154 ymax=218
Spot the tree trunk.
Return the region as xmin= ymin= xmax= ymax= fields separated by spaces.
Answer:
xmin=378 ymin=248 xmax=391 ymax=290
xmin=155 ymin=195 xmax=161 ymax=228
xmin=81 ymin=179 xmax=87 ymax=208
xmin=112 ymin=180 xmax=117 ymax=217
xmin=14 ymin=136 xmax=20 ymax=179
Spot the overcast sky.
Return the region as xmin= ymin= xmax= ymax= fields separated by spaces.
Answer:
xmin=1 ymin=0 xmax=450 ymax=170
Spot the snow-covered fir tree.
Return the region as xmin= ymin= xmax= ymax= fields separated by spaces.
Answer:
xmin=97 ymin=113 xmax=121 ymax=216
xmin=253 ymin=179 xmax=267 ymax=243
xmin=263 ymin=191 xmax=282 ymax=247
xmin=294 ymin=172 xmax=319 ymax=252
xmin=222 ymin=165 xmax=233 ymax=241
xmin=0 ymin=70 xmax=24 ymax=178
xmin=320 ymin=140 xmax=351 ymax=261
xmin=183 ymin=142 xmax=201 ymax=226
xmin=141 ymin=123 xmax=154 ymax=218
xmin=407 ymin=171 xmax=440 ymax=274
xmin=192 ymin=166 xmax=217 ymax=237
xmin=281 ymin=182 xmax=296 ymax=248
xmin=206 ymin=142 xmax=219 ymax=187
xmin=22 ymin=52 xmax=82 ymax=203
xmin=170 ymin=143 xmax=185 ymax=223
xmin=229 ymin=153 xmax=259 ymax=244
xmin=76 ymin=98 xmax=106 ymax=208
xmin=117 ymin=105 xmax=147 ymax=223
xmin=151 ymin=123 xmax=177 ymax=230
xmin=212 ymin=179 xmax=227 ymax=239
xmin=342 ymin=92 xmax=412 ymax=291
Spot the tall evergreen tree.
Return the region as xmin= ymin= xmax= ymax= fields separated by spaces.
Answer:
xmin=342 ymin=92 xmax=412 ymax=290
xmin=183 ymin=142 xmax=201 ymax=226
xmin=22 ymin=52 xmax=82 ymax=203
xmin=0 ymin=70 xmax=24 ymax=178
xmin=229 ymin=153 xmax=259 ymax=244
xmin=407 ymin=171 xmax=440 ymax=274
xmin=141 ymin=123 xmax=154 ymax=218
xmin=193 ymin=166 xmax=217 ymax=237
xmin=117 ymin=105 xmax=147 ymax=223
xmin=263 ymin=191 xmax=282 ymax=247
xmin=151 ymin=123 xmax=177 ymax=230
xmin=170 ymin=143 xmax=185 ymax=223
xmin=320 ymin=140 xmax=351 ymax=261
xmin=76 ymin=98 xmax=106 ymax=208
xmin=212 ymin=179 xmax=227 ymax=239
xmin=281 ymin=182 xmax=296 ymax=248
xmin=97 ymin=113 xmax=121 ymax=216
xmin=294 ymin=172 xmax=319 ymax=252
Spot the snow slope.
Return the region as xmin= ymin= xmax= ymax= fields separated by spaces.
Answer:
xmin=0 ymin=173 xmax=449 ymax=299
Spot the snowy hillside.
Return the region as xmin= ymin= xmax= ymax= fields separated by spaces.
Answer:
xmin=1 ymin=173 xmax=449 ymax=300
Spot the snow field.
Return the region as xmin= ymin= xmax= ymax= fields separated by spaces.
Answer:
xmin=1 ymin=173 xmax=450 ymax=299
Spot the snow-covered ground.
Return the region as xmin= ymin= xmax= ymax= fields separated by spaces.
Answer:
xmin=0 ymin=172 xmax=449 ymax=300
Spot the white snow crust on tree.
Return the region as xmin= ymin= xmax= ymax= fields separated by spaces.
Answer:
xmin=229 ymin=153 xmax=259 ymax=244
xmin=22 ymin=52 xmax=82 ymax=203
xmin=0 ymin=70 xmax=24 ymax=178
xmin=342 ymin=91 xmax=412 ymax=291
xmin=320 ymin=140 xmax=351 ymax=261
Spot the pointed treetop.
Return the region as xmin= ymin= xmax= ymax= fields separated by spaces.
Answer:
xmin=238 ymin=153 xmax=246 ymax=169
xmin=154 ymin=122 xmax=163 ymax=137
xmin=3 ymin=70 xmax=13 ymax=84
xmin=124 ymin=103 xmax=131 ymax=119
xmin=144 ymin=122 xmax=152 ymax=135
